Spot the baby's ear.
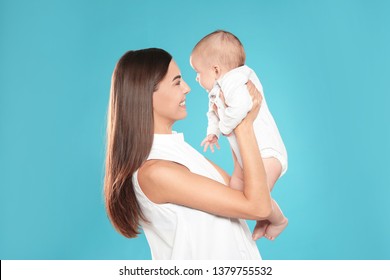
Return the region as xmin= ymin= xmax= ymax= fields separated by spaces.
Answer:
xmin=213 ymin=65 xmax=222 ymax=78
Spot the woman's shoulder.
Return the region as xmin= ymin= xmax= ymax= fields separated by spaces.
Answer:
xmin=137 ymin=159 xmax=190 ymax=203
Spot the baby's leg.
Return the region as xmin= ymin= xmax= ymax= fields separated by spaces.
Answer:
xmin=253 ymin=199 xmax=289 ymax=240
xmin=252 ymin=157 xmax=284 ymax=240
xmin=264 ymin=200 xmax=288 ymax=240
xmin=263 ymin=157 xmax=282 ymax=191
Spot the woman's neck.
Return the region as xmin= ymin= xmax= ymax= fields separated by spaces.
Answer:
xmin=154 ymin=122 xmax=174 ymax=134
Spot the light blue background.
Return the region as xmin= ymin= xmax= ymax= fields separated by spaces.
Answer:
xmin=1 ymin=0 xmax=389 ymax=259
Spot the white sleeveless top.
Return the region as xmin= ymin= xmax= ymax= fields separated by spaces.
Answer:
xmin=133 ymin=132 xmax=261 ymax=260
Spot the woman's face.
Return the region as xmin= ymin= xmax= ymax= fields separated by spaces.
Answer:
xmin=153 ymin=60 xmax=190 ymax=130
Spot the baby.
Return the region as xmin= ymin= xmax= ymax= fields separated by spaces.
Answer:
xmin=190 ymin=30 xmax=288 ymax=240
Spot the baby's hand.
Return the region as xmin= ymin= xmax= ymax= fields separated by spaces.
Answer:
xmin=264 ymin=217 xmax=288 ymax=241
xmin=201 ymin=134 xmax=220 ymax=152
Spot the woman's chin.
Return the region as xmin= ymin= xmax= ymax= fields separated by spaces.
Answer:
xmin=177 ymin=111 xmax=187 ymax=120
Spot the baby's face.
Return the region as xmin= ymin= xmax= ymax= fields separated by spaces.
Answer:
xmin=190 ymin=54 xmax=217 ymax=92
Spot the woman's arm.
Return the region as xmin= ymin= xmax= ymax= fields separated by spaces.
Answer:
xmin=206 ymin=158 xmax=230 ymax=185
xmin=138 ymin=84 xmax=272 ymax=220
xmin=233 ymin=100 xmax=272 ymax=217
xmin=138 ymin=160 xmax=268 ymax=220
xmin=229 ymin=150 xmax=244 ymax=191
xmin=230 ymin=157 xmax=282 ymax=192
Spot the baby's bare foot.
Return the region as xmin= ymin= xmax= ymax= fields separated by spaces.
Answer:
xmin=264 ymin=218 xmax=288 ymax=241
xmin=252 ymin=220 xmax=269 ymax=240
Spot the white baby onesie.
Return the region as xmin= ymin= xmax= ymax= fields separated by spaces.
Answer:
xmin=207 ymin=65 xmax=288 ymax=175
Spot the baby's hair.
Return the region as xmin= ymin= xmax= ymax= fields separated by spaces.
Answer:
xmin=192 ymin=30 xmax=246 ymax=69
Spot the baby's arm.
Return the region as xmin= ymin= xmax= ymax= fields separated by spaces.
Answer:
xmin=202 ymin=106 xmax=220 ymax=153
xmin=219 ymin=74 xmax=253 ymax=135
xmin=206 ymin=108 xmax=221 ymax=137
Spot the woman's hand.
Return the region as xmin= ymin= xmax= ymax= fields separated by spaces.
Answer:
xmin=246 ymin=80 xmax=262 ymax=122
xmin=235 ymin=81 xmax=262 ymax=132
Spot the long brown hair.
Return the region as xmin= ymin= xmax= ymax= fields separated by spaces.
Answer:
xmin=104 ymin=48 xmax=172 ymax=238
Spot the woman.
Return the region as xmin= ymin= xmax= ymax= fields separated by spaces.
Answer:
xmin=104 ymin=48 xmax=272 ymax=259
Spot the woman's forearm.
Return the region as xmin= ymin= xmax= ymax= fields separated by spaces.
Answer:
xmin=235 ymin=123 xmax=272 ymax=219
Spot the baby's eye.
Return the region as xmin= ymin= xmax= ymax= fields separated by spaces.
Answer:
xmin=176 ymin=80 xmax=181 ymax=86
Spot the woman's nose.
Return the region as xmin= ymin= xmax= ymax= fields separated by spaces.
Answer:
xmin=182 ymin=80 xmax=190 ymax=94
